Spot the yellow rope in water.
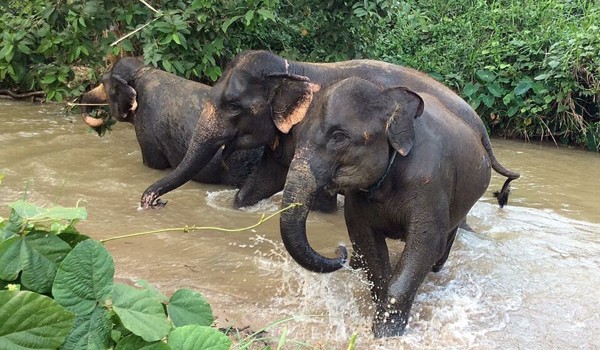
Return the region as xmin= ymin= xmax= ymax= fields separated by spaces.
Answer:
xmin=100 ymin=203 xmax=300 ymax=243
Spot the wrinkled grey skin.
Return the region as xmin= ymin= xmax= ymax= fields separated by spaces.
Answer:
xmin=280 ymin=78 xmax=520 ymax=337
xmin=140 ymin=50 xmax=499 ymax=211
xmin=80 ymin=57 xmax=262 ymax=194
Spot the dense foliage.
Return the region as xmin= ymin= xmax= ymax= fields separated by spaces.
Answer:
xmin=0 ymin=0 xmax=598 ymax=149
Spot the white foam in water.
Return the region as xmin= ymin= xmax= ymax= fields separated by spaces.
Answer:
xmin=205 ymin=189 xmax=281 ymax=213
xmin=229 ymin=200 xmax=600 ymax=349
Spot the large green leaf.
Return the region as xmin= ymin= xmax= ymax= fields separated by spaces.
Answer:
xmin=168 ymin=289 xmax=214 ymax=327
xmin=112 ymin=283 xmax=171 ymax=342
xmin=53 ymin=240 xmax=114 ymax=316
xmin=167 ymin=325 xmax=231 ymax=350
xmin=60 ymin=305 xmax=112 ymax=350
xmin=0 ymin=290 xmax=75 ymax=350
xmin=0 ymin=231 xmax=72 ymax=293
xmin=9 ymin=200 xmax=87 ymax=222
xmin=1 ymin=208 xmax=22 ymax=239
xmin=115 ymin=334 xmax=171 ymax=350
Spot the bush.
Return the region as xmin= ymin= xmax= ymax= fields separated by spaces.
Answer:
xmin=369 ymin=0 xmax=600 ymax=150
xmin=0 ymin=0 xmax=598 ymax=149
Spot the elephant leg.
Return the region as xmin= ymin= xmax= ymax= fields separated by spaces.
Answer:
xmin=234 ymin=152 xmax=287 ymax=208
xmin=373 ymin=214 xmax=448 ymax=338
xmin=432 ymin=226 xmax=458 ymax=272
xmin=345 ymin=206 xmax=391 ymax=303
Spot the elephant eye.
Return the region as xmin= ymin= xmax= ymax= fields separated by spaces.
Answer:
xmin=330 ymin=130 xmax=349 ymax=143
xmin=223 ymin=103 xmax=243 ymax=116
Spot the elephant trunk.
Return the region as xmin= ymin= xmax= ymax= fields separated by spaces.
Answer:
xmin=140 ymin=101 xmax=227 ymax=209
xmin=80 ymin=85 xmax=108 ymax=127
xmin=280 ymin=157 xmax=347 ymax=273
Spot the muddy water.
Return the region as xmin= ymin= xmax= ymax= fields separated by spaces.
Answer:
xmin=1 ymin=100 xmax=600 ymax=349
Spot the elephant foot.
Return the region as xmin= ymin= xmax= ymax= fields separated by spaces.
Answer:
xmin=372 ymin=309 xmax=408 ymax=338
xmin=431 ymin=259 xmax=446 ymax=273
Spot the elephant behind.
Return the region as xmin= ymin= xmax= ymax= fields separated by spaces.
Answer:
xmin=139 ymin=50 xmax=514 ymax=212
xmin=80 ymin=57 xmax=263 ymax=192
xmin=279 ymin=77 xmax=520 ymax=337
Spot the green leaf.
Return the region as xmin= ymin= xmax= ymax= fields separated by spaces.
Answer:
xmin=9 ymin=200 xmax=87 ymax=222
xmin=486 ymin=81 xmax=506 ymax=97
xmin=462 ymin=82 xmax=480 ymax=97
xmin=476 ymin=69 xmax=496 ymax=83
xmin=507 ymin=106 xmax=519 ymax=117
xmin=256 ymin=9 xmax=276 ymax=21
xmin=115 ymin=334 xmax=170 ymax=350
xmin=0 ymin=44 xmax=13 ymax=60
xmin=0 ymin=232 xmax=72 ymax=293
xmin=514 ymin=79 xmax=533 ymax=96
xmin=136 ymin=280 xmax=168 ymax=303
xmin=167 ymin=325 xmax=231 ymax=350
xmin=0 ymin=236 xmax=21 ymax=281
xmin=53 ymin=240 xmax=114 ymax=316
xmin=112 ymin=283 xmax=171 ymax=342
xmin=480 ymin=94 xmax=495 ymax=108
xmin=57 ymin=229 xmax=91 ymax=248
xmin=221 ymin=15 xmax=242 ymax=33
xmin=244 ymin=10 xmax=255 ymax=26
xmin=162 ymin=59 xmax=172 ymax=72
xmin=0 ymin=291 xmax=75 ymax=350
xmin=1 ymin=208 xmax=22 ymax=239
xmin=168 ymin=289 xmax=213 ymax=327
xmin=17 ymin=43 xmax=32 ymax=54
xmin=548 ymin=60 xmax=560 ymax=68
xmin=41 ymin=75 xmax=57 ymax=85
xmin=61 ymin=305 xmax=112 ymax=350
xmin=534 ymin=73 xmax=550 ymax=81
xmin=172 ymin=33 xmax=181 ymax=45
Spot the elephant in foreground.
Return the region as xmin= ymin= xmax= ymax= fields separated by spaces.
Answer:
xmin=279 ymin=77 xmax=520 ymax=337
xmin=80 ymin=57 xmax=262 ymax=190
xmin=141 ymin=50 xmax=504 ymax=212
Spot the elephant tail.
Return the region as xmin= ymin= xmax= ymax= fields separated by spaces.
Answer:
xmin=481 ymin=136 xmax=520 ymax=208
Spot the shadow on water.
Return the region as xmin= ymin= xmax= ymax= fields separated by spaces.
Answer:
xmin=1 ymin=100 xmax=600 ymax=349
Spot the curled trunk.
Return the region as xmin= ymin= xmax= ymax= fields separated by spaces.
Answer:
xmin=140 ymin=131 xmax=222 ymax=209
xmin=80 ymin=85 xmax=107 ymax=127
xmin=280 ymin=158 xmax=347 ymax=273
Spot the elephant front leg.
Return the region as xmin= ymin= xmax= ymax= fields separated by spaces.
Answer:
xmin=234 ymin=152 xmax=288 ymax=208
xmin=345 ymin=208 xmax=391 ymax=303
xmin=373 ymin=220 xmax=447 ymax=338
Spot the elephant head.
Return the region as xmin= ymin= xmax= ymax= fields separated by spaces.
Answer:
xmin=140 ymin=51 xmax=320 ymax=208
xmin=80 ymin=57 xmax=142 ymax=127
xmin=280 ymin=77 xmax=424 ymax=273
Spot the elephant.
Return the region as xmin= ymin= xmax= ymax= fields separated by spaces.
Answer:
xmin=278 ymin=77 xmax=520 ymax=337
xmin=79 ymin=57 xmax=263 ymax=191
xmin=139 ymin=50 xmax=503 ymax=213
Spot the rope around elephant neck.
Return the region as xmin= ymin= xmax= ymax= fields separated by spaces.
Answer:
xmin=360 ymin=149 xmax=397 ymax=198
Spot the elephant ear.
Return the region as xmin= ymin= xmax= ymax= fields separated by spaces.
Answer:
xmin=107 ymin=74 xmax=138 ymax=120
xmin=267 ymin=73 xmax=321 ymax=134
xmin=384 ymin=87 xmax=424 ymax=156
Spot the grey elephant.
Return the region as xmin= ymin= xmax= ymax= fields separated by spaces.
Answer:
xmin=79 ymin=57 xmax=262 ymax=191
xmin=279 ymin=77 xmax=519 ymax=337
xmin=141 ymin=50 xmax=507 ymax=212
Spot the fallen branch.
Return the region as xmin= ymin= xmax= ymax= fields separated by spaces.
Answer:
xmin=0 ymin=89 xmax=45 ymax=99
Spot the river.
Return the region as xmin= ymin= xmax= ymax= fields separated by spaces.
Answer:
xmin=1 ymin=100 xmax=599 ymax=349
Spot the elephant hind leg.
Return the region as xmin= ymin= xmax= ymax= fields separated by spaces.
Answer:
xmin=432 ymin=226 xmax=458 ymax=273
